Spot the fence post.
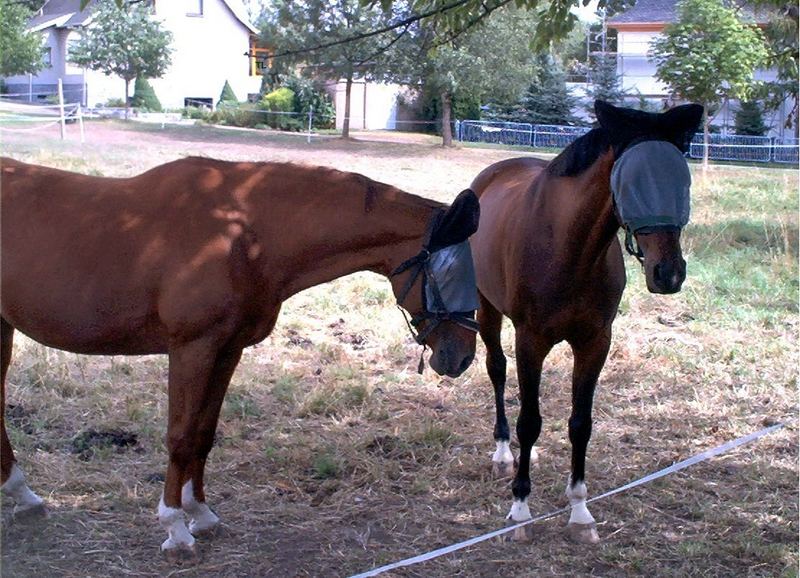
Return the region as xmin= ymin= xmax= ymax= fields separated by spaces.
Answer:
xmin=307 ymin=109 xmax=313 ymax=144
xmin=455 ymin=119 xmax=460 ymax=142
xmin=57 ymin=78 xmax=66 ymax=140
xmin=78 ymin=105 xmax=85 ymax=143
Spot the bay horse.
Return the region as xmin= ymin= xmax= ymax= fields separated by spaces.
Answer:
xmin=470 ymin=101 xmax=703 ymax=543
xmin=0 ymin=156 xmax=480 ymax=558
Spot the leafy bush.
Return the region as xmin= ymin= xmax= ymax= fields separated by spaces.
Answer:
xmin=209 ymin=104 xmax=262 ymax=128
xmin=259 ymin=87 xmax=302 ymax=131
xmin=283 ymin=76 xmax=335 ymax=129
xmin=131 ymin=77 xmax=162 ymax=112
xmin=105 ymin=97 xmax=126 ymax=108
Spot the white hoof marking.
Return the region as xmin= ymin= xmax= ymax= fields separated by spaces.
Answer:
xmin=1 ymin=464 xmax=45 ymax=509
xmin=565 ymin=478 xmax=595 ymax=525
xmin=159 ymin=496 xmax=196 ymax=551
xmin=181 ymin=481 xmax=219 ymax=534
xmin=506 ymin=499 xmax=532 ymax=522
xmin=492 ymin=440 xmax=514 ymax=467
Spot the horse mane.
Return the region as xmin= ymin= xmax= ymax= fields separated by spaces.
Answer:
xmin=546 ymin=128 xmax=614 ymax=178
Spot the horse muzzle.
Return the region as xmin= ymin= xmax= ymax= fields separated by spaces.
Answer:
xmin=646 ymin=256 xmax=687 ymax=294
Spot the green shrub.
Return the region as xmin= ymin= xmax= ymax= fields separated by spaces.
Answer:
xmin=259 ymin=87 xmax=302 ymax=131
xmin=283 ymin=76 xmax=335 ymax=129
xmin=131 ymin=77 xmax=162 ymax=112
xmin=105 ymin=97 xmax=125 ymax=108
xmin=217 ymin=80 xmax=238 ymax=107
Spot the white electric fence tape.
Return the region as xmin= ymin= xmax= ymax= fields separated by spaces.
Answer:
xmin=349 ymin=423 xmax=785 ymax=578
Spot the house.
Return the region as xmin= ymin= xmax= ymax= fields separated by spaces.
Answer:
xmin=607 ymin=0 xmax=794 ymax=137
xmin=3 ymin=0 xmax=263 ymax=109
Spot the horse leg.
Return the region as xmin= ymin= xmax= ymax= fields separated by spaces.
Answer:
xmin=181 ymin=347 xmax=243 ymax=537
xmin=564 ymin=330 xmax=611 ymax=544
xmin=159 ymin=337 xmax=228 ymax=560
xmin=478 ymin=293 xmax=515 ymax=478
xmin=506 ymin=327 xmax=551 ymax=541
xmin=0 ymin=318 xmax=47 ymax=519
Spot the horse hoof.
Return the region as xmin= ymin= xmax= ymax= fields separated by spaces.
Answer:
xmin=14 ymin=502 xmax=49 ymax=521
xmin=567 ymin=522 xmax=600 ymax=544
xmin=189 ymin=521 xmax=220 ymax=538
xmin=162 ymin=543 xmax=199 ymax=564
xmin=492 ymin=460 xmax=515 ymax=478
xmin=502 ymin=520 xmax=535 ymax=543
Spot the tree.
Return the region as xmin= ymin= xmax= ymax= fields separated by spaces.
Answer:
xmin=258 ymin=0 xmax=398 ymax=138
xmin=486 ymin=52 xmax=579 ymax=126
xmin=404 ymin=5 xmax=540 ymax=145
xmin=650 ymin=0 xmax=768 ymax=166
xmin=734 ymin=101 xmax=768 ymax=135
xmin=752 ymin=0 xmax=798 ymax=132
xmin=0 ymin=0 xmax=45 ymax=77
xmin=69 ymin=0 xmax=173 ymax=119
xmin=586 ymin=54 xmax=626 ymax=115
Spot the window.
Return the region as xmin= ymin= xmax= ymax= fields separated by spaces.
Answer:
xmin=249 ymin=38 xmax=271 ymax=77
xmin=186 ymin=0 xmax=203 ymax=16
xmin=42 ymin=46 xmax=52 ymax=67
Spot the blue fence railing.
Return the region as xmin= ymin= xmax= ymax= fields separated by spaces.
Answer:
xmin=456 ymin=119 xmax=799 ymax=165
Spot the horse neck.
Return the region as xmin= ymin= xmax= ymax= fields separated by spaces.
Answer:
xmin=552 ymin=149 xmax=620 ymax=271
xmin=259 ymin=184 xmax=436 ymax=300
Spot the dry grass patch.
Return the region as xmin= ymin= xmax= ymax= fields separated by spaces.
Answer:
xmin=1 ymin=122 xmax=796 ymax=578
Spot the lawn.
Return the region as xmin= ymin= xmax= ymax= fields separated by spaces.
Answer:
xmin=1 ymin=120 xmax=797 ymax=578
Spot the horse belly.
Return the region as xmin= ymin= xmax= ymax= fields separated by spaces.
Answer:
xmin=1 ymin=220 xmax=167 ymax=355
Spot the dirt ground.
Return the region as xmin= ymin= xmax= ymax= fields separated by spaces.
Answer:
xmin=1 ymin=120 xmax=797 ymax=578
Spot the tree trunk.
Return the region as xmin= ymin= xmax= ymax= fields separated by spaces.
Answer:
xmin=124 ymin=78 xmax=131 ymax=120
xmin=441 ymin=91 xmax=453 ymax=147
xmin=342 ymin=75 xmax=353 ymax=139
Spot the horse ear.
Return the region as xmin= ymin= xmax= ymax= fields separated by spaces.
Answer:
xmin=594 ymin=100 xmax=618 ymax=130
xmin=429 ymin=189 xmax=480 ymax=250
xmin=660 ymin=104 xmax=705 ymax=152
xmin=595 ymin=100 xmax=651 ymax=135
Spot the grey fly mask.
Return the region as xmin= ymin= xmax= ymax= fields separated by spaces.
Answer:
xmin=611 ymin=140 xmax=692 ymax=262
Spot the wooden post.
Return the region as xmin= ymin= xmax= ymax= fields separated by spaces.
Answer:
xmin=58 ymin=78 xmax=66 ymax=140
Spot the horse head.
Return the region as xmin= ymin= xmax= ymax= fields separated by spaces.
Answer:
xmin=596 ymin=100 xmax=704 ymax=294
xmin=390 ymin=189 xmax=481 ymax=377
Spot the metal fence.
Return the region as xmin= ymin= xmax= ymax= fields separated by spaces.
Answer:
xmin=457 ymin=119 xmax=799 ymax=165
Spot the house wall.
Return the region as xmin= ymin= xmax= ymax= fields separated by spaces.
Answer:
xmin=333 ymin=81 xmax=401 ymax=130
xmin=150 ymin=0 xmax=261 ymax=109
xmin=615 ymin=30 xmax=669 ymax=97
xmin=2 ymin=0 xmax=262 ymax=109
xmin=613 ymin=27 xmax=794 ymax=137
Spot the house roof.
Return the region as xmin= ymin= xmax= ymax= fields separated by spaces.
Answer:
xmin=29 ymin=0 xmax=258 ymax=33
xmin=607 ymin=0 xmax=678 ymax=24
xmin=608 ymin=0 xmax=770 ymax=27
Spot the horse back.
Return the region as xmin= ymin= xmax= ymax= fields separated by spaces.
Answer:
xmin=469 ymin=156 xmax=624 ymax=333
xmin=1 ymin=158 xmax=265 ymax=354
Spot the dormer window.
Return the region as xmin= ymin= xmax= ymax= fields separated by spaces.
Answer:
xmin=187 ymin=0 xmax=203 ymax=17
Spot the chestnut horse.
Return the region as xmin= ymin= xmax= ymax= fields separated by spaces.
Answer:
xmin=0 ymin=156 xmax=480 ymax=558
xmin=470 ymin=101 xmax=703 ymax=543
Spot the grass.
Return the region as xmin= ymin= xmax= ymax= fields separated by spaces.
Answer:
xmin=1 ymin=120 xmax=797 ymax=578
